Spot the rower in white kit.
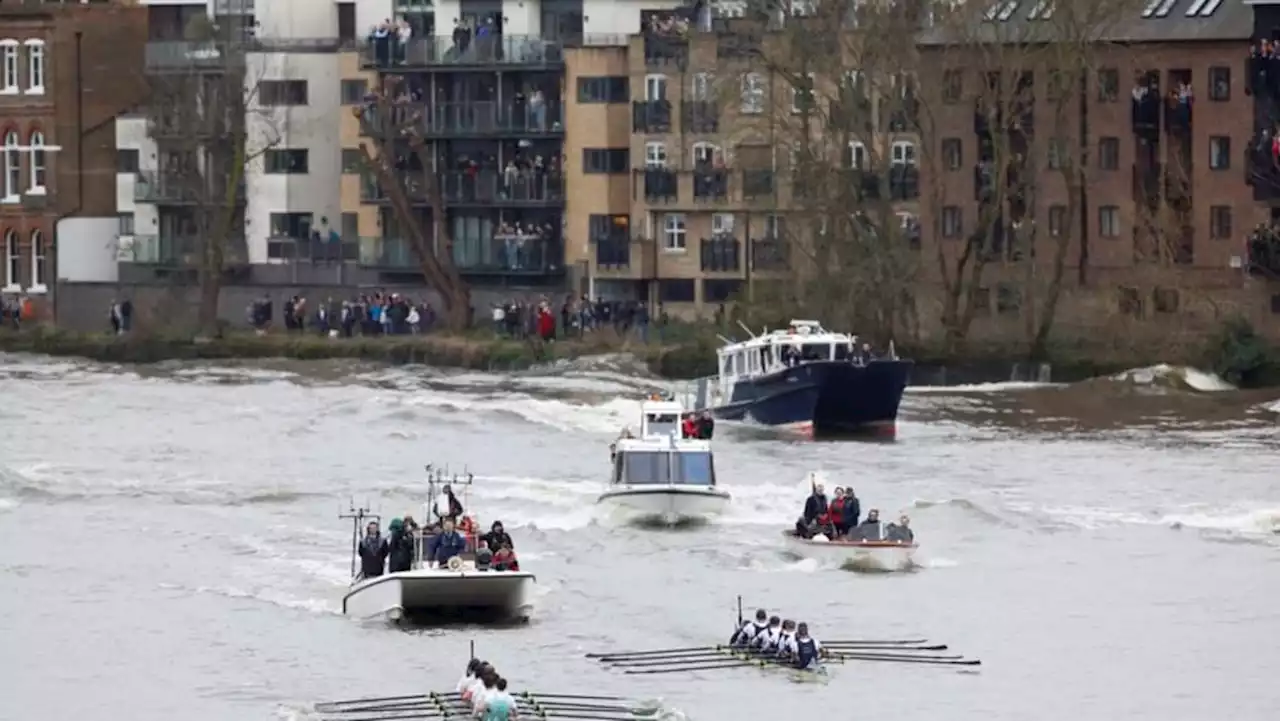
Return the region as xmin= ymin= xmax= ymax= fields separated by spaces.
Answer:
xmin=748 ymin=615 xmax=782 ymax=651
xmin=729 ymin=608 xmax=771 ymax=647
xmin=779 ymin=622 xmax=824 ymax=670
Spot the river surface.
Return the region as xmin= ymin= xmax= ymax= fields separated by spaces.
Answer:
xmin=2 ymin=354 xmax=1279 ymax=721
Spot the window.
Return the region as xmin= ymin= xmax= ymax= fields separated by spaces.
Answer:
xmin=1047 ymin=70 xmax=1069 ymax=101
xmin=644 ymin=74 xmax=667 ymax=101
xmin=339 ymin=79 xmax=367 ymax=105
xmin=1048 ymin=204 xmax=1067 ymax=237
xmin=621 ymin=451 xmax=670 ymax=485
xmin=1209 ymin=136 xmax=1231 ymax=170
xmin=1118 ymin=287 xmax=1142 ymax=317
xmin=662 ymin=213 xmax=687 ymax=251
xmin=117 ymin=149 xmax=139 ymax=174
xmin=890 ymin=141 xmax=916 ymax=166
xmin=692 ymin=73 xmax=714 ymax=101
xmin=996 ymin=284 xmax=1021 ymax=314
xmin=3 ymin=130 xmax=20 ymax=199
xmin=1153 ymin=287 xmax=1179 ymax=314
xmin=583 ymin=148 xmax=629 ymax=174
xmin=658 ymin=278 xmax=696 ymax=302
xmin=577 ymin=76 xmax=628 ymax=103
xmin=24 ymin=40 xmax=44 ymax=94
xmin=692 ymin=142 xmax=720 ymax=165
xmin=644 ymin=142 xmax=667 ymax=168
xmin=942 ymin=138 xmax=962 ymax=170
xmin=3 ymin=229 xmax=16 ymax=289
xmin=264 ymin=149 xmax=309 ymax=174
xmin=741 ymin=73 xmax=764 ymax=114
xmin=672 ymin=452 xmax=715 ymax=485
xmin=0 ymin=40 xmax=16 ymax=94
xmin=1096 ymin=68 xmax=1119 ymax=101
xmin=589 ymin=214 xmax=630 ymax=242
xmin=269 ymin=212 xmax=313 ymax=239
xmin=29 ymin=229 xmax=45 ymax=290
xmin=1210 ymin=205 xmax=1232 ymax=239
xmin=1272 ymin=293 xmax=1280 ymax=315
xmin=1208 ymin=66 xmax=1230 ymax=101
xmin=942 ymin=206 xmax=962 ymax=238
xmin=849 ymin=141 xmax=866 ymax=169
xmin=1047 ymin=138 xmax=1066 ymax=170
xmin=1098 ymin=206 xmax=1120 ymax=238
xmin=970 ymin=287 xmax=990 ymax=316
xmin=942 ymin=70 xmax=962 ymax=104
xmin=342 ymin=213 xmax=358 ymax=241
xmin=28 ymin=131 xmax=45 ymax=192
xmin=341 ymin=148 xmax=362 ymax=173
xmin=118 ymin=212 xmax=135 ymax=236
xmin=1098 ymin=137 xmax=1119 ymax=170
xmin=259 ymin=80 xmax=308 ymax=106
xmin=712 ymin=212 xmax=734 ymax=235
xmin=791 ymin=72 xmax=815 ymax=113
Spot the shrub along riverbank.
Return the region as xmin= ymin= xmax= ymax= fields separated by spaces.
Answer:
xmin=2 ymin=320 xmax=1278 ymax=387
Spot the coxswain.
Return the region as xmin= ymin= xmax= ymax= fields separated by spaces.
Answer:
xmin=748 ymin=615 xmax=782 ymax=651
xmin=456 ymin=658 xmax=482 ymax=693
xmin=792 ymin=622 xmax=824 ymax=670
xmin=773 ymin=620 xmax=798 ymax=658
xmin=729 ymin=608 xmax=770 ymax=647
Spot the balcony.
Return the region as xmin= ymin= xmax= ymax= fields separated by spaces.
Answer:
xmin=1247 ymin=229 xmax=1280 ymax=277
xmin=595 ymin=238 xmax=632 ymax=268
xmin=700 ymin=236 xmax=741 ymax=272
xmin=741 ymin=169 xmax=775 ymax=199
xmin=418 ymin=101 xmax=564 ymax=137
xmin=360 ymin=234 xmax=562 ymax=275
xmin=889 ymin=165 xmax=920 ymax=201
xmin=362 ymin=171 xmax=565 ymax=207
xmin=134 ymin=171 xmax=245 ymax=205
xmin=1131 ymin=88 xmax=1160 ymax=139
xmin=682 ymin=101 xmax=719 ymax=134
xmin=1164 ymin=99 xmax=1192 ymax=136
xmin=641 ymin=168 xmax=678 ymax=202
xmin=360 ymin=35 xmax=564 ymax=69
xmin=751 ymin=237 xmax=789 ymax=271
xmin=123 ymin=234 xmax=198 ymax=266
xmin=643 ymin=31 xmax=688 ymax=66
xmin=145 ymin=42 xmax=245 ymax=73
xmin=633 ymin=100 xmax=673 ymax=133
xmin=693 ymin=169 xmax=729 ymax=202
xmin=265 ymin=236 xmax=360 ymax=263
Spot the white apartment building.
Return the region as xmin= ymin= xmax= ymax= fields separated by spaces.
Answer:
xmin=119 ymin=0 xmax=344 ymax=266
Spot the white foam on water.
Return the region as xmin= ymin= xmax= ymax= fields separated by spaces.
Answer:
xmin=0 ymin=497 xmax=17 ymax=512
xmin=1111 ymin=364 xmax=1235 ymax=392
xmin=176 ymin=583 xmax=340 ymax=615
xmin=1017 ymin=501 xmax=1280 ymax=537
xmin=908 ymin=380 xmax=1059 ymax=393
xmin=393 ymin=392 xmax=640 ymax=434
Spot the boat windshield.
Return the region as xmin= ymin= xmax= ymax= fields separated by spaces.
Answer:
xmin=618 ymin=451 xmax=716 ymax=486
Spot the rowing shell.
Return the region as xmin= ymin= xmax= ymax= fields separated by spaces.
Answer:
xmin=714 ymin=648 xmax=831 ymax=681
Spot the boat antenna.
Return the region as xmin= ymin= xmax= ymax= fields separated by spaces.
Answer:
xmin=736 ymin=320 xmax=758 ymax=339
xmin=469 ymin=639 xmax=476 ymax=659
xmin=339 ymin=499 xmax=377 ymax=580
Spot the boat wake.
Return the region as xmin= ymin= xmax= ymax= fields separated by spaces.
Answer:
xmin=1008 ymin=501 xmax=1280 ymax=541
xmin=910 ymin=497 xmax=1017 ymax=528
xmin=160 ymin=582 xmax=340 ymax=616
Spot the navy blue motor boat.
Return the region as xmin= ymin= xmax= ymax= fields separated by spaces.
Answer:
xmin=687 ymin=320 xmax=912 ymax=437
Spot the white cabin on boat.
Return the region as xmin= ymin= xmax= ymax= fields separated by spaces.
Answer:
xmin=610 ymin=400 xmax=716 ymax=487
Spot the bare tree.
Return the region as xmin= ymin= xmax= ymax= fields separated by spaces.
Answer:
xmin=143 ymin=14 xmax=283 ymax=335
xmin=354 ymin=79 xmax=471 ymax=332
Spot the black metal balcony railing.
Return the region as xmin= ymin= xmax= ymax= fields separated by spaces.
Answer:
xmin=741 ymin=169 xmax=775 ymax=199
xmin=643 ymin=33 xmax=689 ymax=65
xmin=642 ymin=168 xmax=678 ymax=201
xmin=1164 ymin=99 xmax=1192 ymax=135
xmin=682 ymin=101 xmax=719 ymax=134
xmin=360 ymin=35 xmax=564 ymax=68
xmin=633 ymin=100 xmax=673 ymax=133
xmin=362 ymin=171 xmax=565 ymax=205
xmin=362 ymin=234 xmax=561 ymax=274
xmin=889 ymin=165 xmax=920 ymax=200
xmin=700 ymin=236 xmax=741 ymax=272
xmin=265 ymin=237 xmax=360 ymax=263
xmin=1248 ymin=231 xmax=1280 ymax=276
xmin=1131 ymin=91 xmax=1161 ymax=137
xmin=595 ymin=239 xmax=631 ymax=267
xmin=751 ymin=237 xmax=789 ymax=271
xmin=420 ymin=101 xmax=563 ymax=136
xmin=693 ymin=169 xmax=729 ymax=201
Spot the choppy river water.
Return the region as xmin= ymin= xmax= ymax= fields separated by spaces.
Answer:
xmin=1 ymin=353 xmax=1279 ymax=721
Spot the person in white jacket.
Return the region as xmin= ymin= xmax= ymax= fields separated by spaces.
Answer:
xmin=729 ymin=608 xmax=770 ymax=647
xmin=748 ymin=616 xmax=782 ymax=651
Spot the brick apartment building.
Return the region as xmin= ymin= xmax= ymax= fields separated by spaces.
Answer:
xmin=0 ymin=0 xmax=146 ymax=305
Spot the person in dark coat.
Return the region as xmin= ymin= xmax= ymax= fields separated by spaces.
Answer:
xmin=841 ymin=488 xmax=861 ymax=531
xmin=480 ymin=521 xmax=513 ymax=554
xmin=385 ymin=518 xmax=416 ymax=573
xmin=357 ymin=521 xmax=388 ymax=579
xmin=803 ymin=484 xmax=828 ymax=522
xmin=428 ymin=517 xmax=468 ymax=568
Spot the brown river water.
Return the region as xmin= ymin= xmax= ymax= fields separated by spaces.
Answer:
xmin=1 ymin=354 xmax=1278 ymax=721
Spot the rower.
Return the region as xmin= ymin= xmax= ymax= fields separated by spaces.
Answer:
xmin=456 ymin=658 xmax=482 ymax=692
xmin=482 ymin=678 xmax=515 ymax=721
xmin=773 ymin=619 xmax=798 ymax=659
xmin=729 ymin=609 xmax=770 ymax=647
xmin=748 ymin=615 xmax=782 ymax=651
xmin=462 ymin=663 xmax=493 ymax=702
xmin=792 ymin=622 xmax=824 ymax=670
xmin=470 ymin=672 xmax=498 ymax=716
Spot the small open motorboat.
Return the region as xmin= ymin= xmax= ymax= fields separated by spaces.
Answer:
xmin=782 ymin=530 xmax=917 ymax=571
xmin=340 ymin=468 xmax=536 ymax=623
xmin=597 ymin=395 xmax=730 ymax=526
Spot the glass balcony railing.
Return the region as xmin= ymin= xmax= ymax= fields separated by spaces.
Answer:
xmin=360 ymin=234 xmax=562 ymax=274
xmin=361 ymin=34 xmax=563 ymax=68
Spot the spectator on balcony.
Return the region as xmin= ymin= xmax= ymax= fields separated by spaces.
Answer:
xmin=452 ymin=19 xmax=472 ymax=59
xmin=370 ymin=20 xmax=394 ymax=67
xmin=528 ymin=89 xmax=547 ymax=131
xmin=396 ymin=18 xmax=412 ymax=64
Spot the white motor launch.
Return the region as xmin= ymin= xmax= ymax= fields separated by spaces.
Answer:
xmin=597 ymin=395 xmax=731 ymax=526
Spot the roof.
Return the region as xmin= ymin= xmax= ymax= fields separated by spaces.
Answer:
xmin=917 ymin=0 xmax=1252 ymax=46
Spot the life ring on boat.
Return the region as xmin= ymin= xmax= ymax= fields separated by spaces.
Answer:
xmin=447 ymin=555 xmax=464 ymax=571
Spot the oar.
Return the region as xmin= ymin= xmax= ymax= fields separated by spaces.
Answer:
xmin=623 ymin=660 xmax=762 ymax=674
xmin=822 ymin=638 xmax=929 ymax=646
xmin=830 ymin=652 xmax=962 ymax=662
xmin=825 ymin=643 xmax=948 ymax=652
xmin=316 ymin=694 xmax=431 ymax=712
xmin=837 ymin=653 xmax=981 ymax=666
xmin=324 ymin=713 xmax=641 ymax=721
xmin=586 ymin=646 xmax=717 ymax=659
xmin=327 ymin=699 xmax=653 ymax=715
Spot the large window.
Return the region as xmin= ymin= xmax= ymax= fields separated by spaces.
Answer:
xmin=622 ymin=451 xmax=669 ymax=485
xmin=672 ymin=452 xmax=714 ymax=485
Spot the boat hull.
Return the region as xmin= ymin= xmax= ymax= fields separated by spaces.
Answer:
xmin=713 ymin=360 xmax=912 ymax=437
xmin=782 ymin=531 xmax=917 ymax=571
xmin=598 ymin=486 xmax=731 ymax=525
xmin=342 ymin=569 xmax=536 ymax=621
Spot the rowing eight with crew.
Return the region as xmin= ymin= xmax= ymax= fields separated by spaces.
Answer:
xmin=728 ymin=608 xmax=825 ymax=670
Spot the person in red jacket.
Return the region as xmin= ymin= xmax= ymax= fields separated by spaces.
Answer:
xmin=492 ymin=543 xmax=519 ymax=571
xmin=828 ymin=488 xmax=848 ymax=536
xmin=681 ymin=414 xmax=697 ymax=438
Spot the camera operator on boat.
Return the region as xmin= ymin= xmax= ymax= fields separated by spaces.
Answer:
xmin=886 ymin=514 xmax=914 ymax=543
xmin=385 ymin=518 xmax=416 ymax=573
xmin=357 ymin=521 xmax=388 ymax=579
xmin=846 ymin=509 xmax=883 ymax=541
xmin=480 ymin=520 xmax=514 ymax=554
xmin=426 ymin=517 xmax=469 ymax=568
